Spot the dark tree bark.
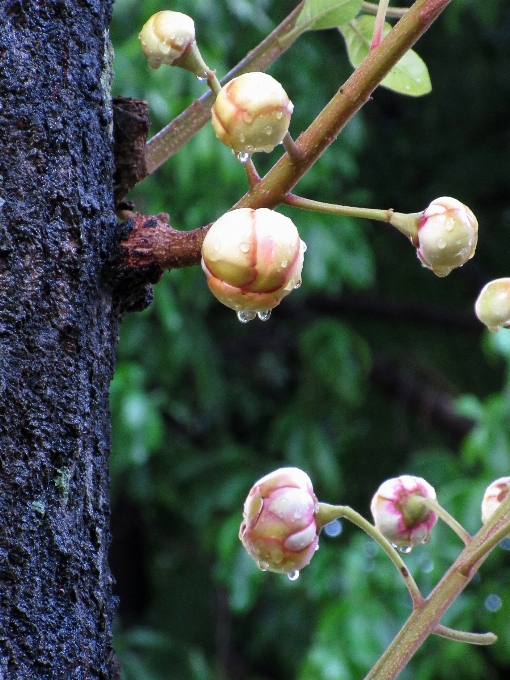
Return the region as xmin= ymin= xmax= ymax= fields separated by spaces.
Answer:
xmin=0 ymin=0 xmax=121 ymax=676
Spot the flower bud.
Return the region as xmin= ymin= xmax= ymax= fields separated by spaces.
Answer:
xmin=481 ymin=477 xmax=510 ymax=524
xmin=139 ymin=11 xmax=195 ymax=70
xmin=211 ymin=72 xmax=293 ymax=154
xmin=370 ymin=475 xmax=438 ymax=550
xmin=416 ymin=197 xmax=478 ymax=277
xmin=201 ymin=208 xmax=305 ymax=320
xmin=475 ymin=279 xmax=510 ymax=333
xmin=239 ymin=467 xmax=319 ymax=574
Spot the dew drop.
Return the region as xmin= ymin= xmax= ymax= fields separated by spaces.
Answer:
xmin=257 ymin=310 xmax=271 ymax=322
xmin=302 ymin=242 xmax=307 ymax=252
xmin=264 ymin=125 xmax=273 ymax=135
xmin=197 ymin=74 xmax=207 ymax=82
xmin=399 ymin=545 xmax=412 ymax=554
xmin=293 ymin=280 xmax=302 ymax=290
xmin=258 ymin=561 xmax=269 ymax=572
xmin=437 ymin=238 xmax=446 ymax=250
xmin=246 ymin=145 xmax=254 ymax=153
xmin=240 ymin=242 xmax=250 ymax=253
xmin=242 ymin=112 xmax=254 ymax=125
xmin=421 ymin=534 xmax=431 ymax=545
xmin=287 ymin=570 xmax=299 ymax=581
xmin=275 ymin=112 xmax=283 ymax=120
xmin=237 ymin=152 xmax=250 ymax=164
xmin=239 ymin=134 xmax=246 ymax=143
xmin=281 ymin=259 xmax=288 ymax=268
xmin=445 ymin=218 xmax=455 ymax=231
xmin=237 ymin=310 xmax=256 ymax=323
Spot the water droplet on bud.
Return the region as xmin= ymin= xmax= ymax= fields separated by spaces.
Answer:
xmin=239 ymin=134 xmax=246 ymax=143
xmin=237 ymin=310 xmax=256 ymax=323
xmin=275 ymin=112 xmax=283 ymax=120
xmin=437 ymin=238 xmax=446 ymax=250
xmin=287 ymin=570 xmax=299 ymax=581
xmin=237 ymin=152 xmax=250 ymax=164
xmin=257 ymin=310 xmax=271 ymax=321
xmin=294 ymin=280 xmax=302 ymax=290
xmin=264 ymin=125 xmax=273 ymax=135
xmin=399 ymin=545 xmax=412 ymax=554
xmin=258 ymin=561 xmax=269 ymax=572
xmin=445 ymin=218 xmax=455 ymax=232
xmin=197 ymin=74 xmax=207 ymax=82
xmin=240 ymin=243 xmax=250 ymax=253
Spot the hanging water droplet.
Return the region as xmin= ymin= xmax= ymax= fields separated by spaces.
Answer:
xmin=399 ymin=545 xmax=412 ymax=554
xmin=257 ymin=310 xmax=271 ymax=322
xmin=287 ymin=570 xmax=299 ymax=581
xmin=197 ymin=74 xmax=207 ymax=82
xmin=237 ymin=152 xmax=250 ymax=164
xmin=437 ymin=238 xmax=446 ymax=250
xmin=421 ymin=534 xmax=431 ymax=545
xmin=258 ymin=561 xmax=269 ymax=572
xmin=237 ymin=310 xmax=256 ymax=323
xmin=302 ymin=242 xmax=307 ymax=252
xmin=240 ymin=242 xmax=250 ymax=253
xmin=246 ymin=145 xmax=254 ymax=153
xmin=293 ymin=280 xmax=302 ymax=290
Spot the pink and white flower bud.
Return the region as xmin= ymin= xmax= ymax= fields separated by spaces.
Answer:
xmin=201 ymin=208 xmax=305 ymax=320
xmin=416 ymin=197 xmax=478 ymax=277
xmin=239 ymin=467 xmax=319 ymax=574
xmin=139 ymin=11 xmax=195 ymax=70
xmin=481 ymin=477 xmax=510 ymax=525
xmin=475 ymin=279 xmax=510 ymax=333
xmin=370 ymin=475 xmax=438 ymax=550
xmin=211 ymin=72 xmax=293 ymax=154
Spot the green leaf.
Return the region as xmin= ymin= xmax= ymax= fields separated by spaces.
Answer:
xmin=296 ymin=0 xmax=362 ymax=32
xmin=339 ymin=15 xmax=432 ymax=96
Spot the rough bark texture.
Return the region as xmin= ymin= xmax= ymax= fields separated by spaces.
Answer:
xmin=0 ymin=1 xmax=120 ymax=677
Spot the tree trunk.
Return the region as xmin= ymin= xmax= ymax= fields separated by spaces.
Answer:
xmin=0 ymin=1 xmax=120 ymax=676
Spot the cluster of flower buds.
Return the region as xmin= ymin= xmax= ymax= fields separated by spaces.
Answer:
xmin=239 ymin=467 xmax=319 ymax=575
xmin=211 ymin=72 xmax=294 ymax=155
xmin=481 ymin=477 xmax=510 ymax=524
xmin=201 ymin=208 xmax=306 ymax=322
xmin=370 ymin=475 xmax=438 ymax=551
xmin=139 ymin=10 xmax=196 ymax=70
xmin=414 ymin=197 xmax=478 ymax=277
xmin=475 ymin=279 xmax=510 ymax=333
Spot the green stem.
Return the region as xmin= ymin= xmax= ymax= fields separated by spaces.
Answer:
xmin=234 ymin=0 xmax=453 ymax=212
xmin=144 ymin=1 xmax=306 ymax=174
xmin=371 ymin=0 xmax=391 ymax=49
xmin=318 ymin=503 xmax=424 ymax=607
xmin=422 ymin=497 xmax=472 ymax=546
xmin=433 ymin=625 xmax=496 ymax=646
xmin=364 ymin=490 xmax=510 ymax=680
xmin=362 ymin=1 xmax=409 ymax=18
xmin=284 ymin=194 xmax=395 ymax=222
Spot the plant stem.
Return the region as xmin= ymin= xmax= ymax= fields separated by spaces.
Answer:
xmin=371 ymin=0 xmax=391 ymax=49
xmin=433 ymin=625 xmax=496 ymax=646
xmin=284 ymin=194 xmax=396 ymax=222
xmin=362 ymin=1 xmax=409 ymax=18
xmin=364 ymin=490 xmax=510 ymax=680
xmin=144 ymin=1 xmax=306 ymax=174
xmin=422 ymin=497 xmax=472 ymax=546
xmin=233 ymin=0 xmax=453 ymax=212
xmin=318 ymin=503 xmax=424 ymax=607
xmin=243 ymin=158 xmax=260 ymax=187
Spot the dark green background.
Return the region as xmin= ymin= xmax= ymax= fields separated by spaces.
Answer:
xmin=109 ymin=1 xmax=510 ymax=678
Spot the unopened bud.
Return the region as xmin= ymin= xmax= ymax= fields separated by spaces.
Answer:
xmin=481 ymin=477 xmax=510 ymax=524
xmin=239 ymin=467 xmax=319 ymax=574
xmin=139 ymin=11 xmax=195 ymax=70
xmin=371 ymin=475 xmax=438 ymax=550
xmin=211 ymin=72 xmax=293 ymax=154
xmin=415 ymin=197 xmax=478 ymax=277
xmin=475 ymin=279 xmax=510 ymax=333
xmin=201 ymin=208 xmax=305 ymax=320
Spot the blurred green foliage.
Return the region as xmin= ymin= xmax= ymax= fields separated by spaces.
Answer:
xmin=109 ymin=1 xmax=510 ymax=678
